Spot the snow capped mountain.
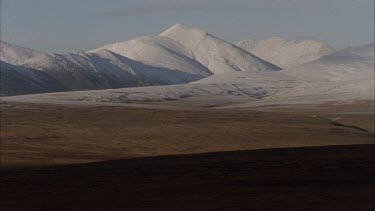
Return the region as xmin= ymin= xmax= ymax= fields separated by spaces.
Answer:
xmin=0 ymin=41 xmax=42 ymax=65
xmin=5 ymin=42 xmax=372 ymax=107
xmin=0 ymin=24 xmax=282 ymax=96
xmin=89 ymin=35 xmax=212 ymax=77
xmin=22 ymin=52 xmax=132 ymax=91
xmin=160 ymin=24 xmax=281 ymax=73
xmin=20 ymin=50 xmax=203 ymax=91
xmin=1 ymin=41 xmax=205 ymax=95
xmin=236 ymin=37 xmax=334 ymax=68
xmin=1 ymin=24 xmax=372 ymax=104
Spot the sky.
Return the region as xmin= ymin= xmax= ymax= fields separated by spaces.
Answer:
xmin=1 ymin=0 xmax=374 ymax=53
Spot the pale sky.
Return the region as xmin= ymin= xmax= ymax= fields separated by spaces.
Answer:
xmin=1 ymin=0 xmax=374 ymax=53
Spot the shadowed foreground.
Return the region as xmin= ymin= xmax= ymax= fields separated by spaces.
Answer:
xmin=1 ymin=145 xmax=374 ymax=211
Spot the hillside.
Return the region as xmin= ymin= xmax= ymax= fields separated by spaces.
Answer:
xmin=1 ymin=45 xmax=205 ymax=96
xmin=236 ymin=37 xmax=334 ymax=68
xmin=0 ymin=41 xmax=42 ymax=65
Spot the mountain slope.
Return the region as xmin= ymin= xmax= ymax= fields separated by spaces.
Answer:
xmin=22 ymin=52 xmax=136 ymax=91
xmin=160 ymin=24 xmax=281 ymax=73
xmin=229 ymin=43 xmax=375 ymax=107
xmin=284 ymin=43 xmax=374 ymax=82
xmin=236 ymin=37 xmax=334 ymax=68
xmin=0 ymin=61 xmax=66 ymax=96
xmin=22 ymin=50 xmax=204 ymax=90
xmin=0 ymin=71 xmax=297 ymax=106
xmin=89 ymin=36 xmax=212 ymax=77
xmin=282 ymin=43 xmax=374 ymax=99
xmin=1 ymin=44 xmax=205 ymax=96
xmin=0 ymin=41 xmax=42 ymax=65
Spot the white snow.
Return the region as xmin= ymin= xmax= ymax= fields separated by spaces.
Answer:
xmin=236 ymin=37 xmax=334 ymax=68
xmin=0 ymin=41 xmax=42 ymax=65
xmin=228 ymin=43 xmax=375 ymax=108
xmin=90 ymin=24 xmax=280 ymax=76
xmin=1 ymin=24 xmax=373 ymax=108
xmin=89 ymin=35 xmax=212 ymax=77
xmin=1 ymin=43 xmax=206 ymax=95
xmin=160 ymin=24 xmax=281 ymax=73
xmin=21 ymin=50 xmax=204 ymax=91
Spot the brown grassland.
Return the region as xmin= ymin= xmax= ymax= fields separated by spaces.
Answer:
xmin=1 ymin=101 xmax=373 ymax=167
xmin=0 ymin=101 xmax=374 ymax=210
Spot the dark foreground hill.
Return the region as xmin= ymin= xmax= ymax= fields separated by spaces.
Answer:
xmin=1 ymin=145 xmax=374 ymax=211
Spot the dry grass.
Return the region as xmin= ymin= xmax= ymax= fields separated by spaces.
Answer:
xmin=1 ymin=102 xmax=373 ymax=168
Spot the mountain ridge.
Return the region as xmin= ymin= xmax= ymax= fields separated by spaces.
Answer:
xmin=1 ymin=24 xmax=370 ymax=99
xmin=160 ymin=24 xmax=282 ymax=73
xmin=4 ymin=42 xmax=371 ymax=107
xmin=0 ymin=41 xmax=42 ymax=65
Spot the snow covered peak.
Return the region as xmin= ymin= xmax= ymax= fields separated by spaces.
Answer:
xmin=264 ymin=37 xmax=287 ymax=43
xmin=160 ymin=24 xmax=281 ymax=73
xmin=89 ymin=35 xmax=212 ymax=77
xmin=161 ymin=23 xmax=204 ymax=34
xmin=0 ymin=41 xmax=42 ymax=65
xmin=89 ymin=24 xmax=280 ymax=76
xmin=236 ymin=37 xmax=334 ymax=68
xmin=160 ymin=23 xmax=190 ymax=34
xmin=160 ymin=24 xmax=208 ymax=47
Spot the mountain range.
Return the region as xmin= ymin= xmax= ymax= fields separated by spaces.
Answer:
xmin=1 ymin=24 xmax=337 ymax=96
xmin=1 ymin=23 xmax=373 ymax=107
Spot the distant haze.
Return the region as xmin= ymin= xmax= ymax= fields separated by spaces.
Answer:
xmin=1 ymin=0 xmax=374 ymax=53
